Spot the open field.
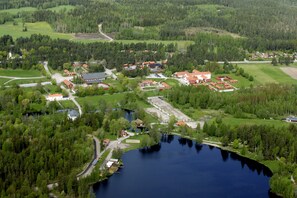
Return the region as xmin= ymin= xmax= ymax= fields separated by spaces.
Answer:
xmin=0 ymin=69 xmax=42 ymax=77
xmin=0 ymin=22 xmax=73 ymax=40
xmin=222 ymin=117 xmax=289 ymax=127
xmin=0 ymin=7 xmax=37 ymax=14
xmin=238 ymin=64 xmax=297 ymax=85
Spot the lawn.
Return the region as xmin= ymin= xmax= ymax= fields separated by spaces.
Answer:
xmin=59 ymin=100 xmax=77 ymax=109
xmin=238 ymin=64 xmax=297 ymax=85
xmin=0 ymin=69 xmax=42 ymax=77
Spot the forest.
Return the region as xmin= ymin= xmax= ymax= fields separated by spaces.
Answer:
xmin=1 ymin=0 xmax=297 ymax=47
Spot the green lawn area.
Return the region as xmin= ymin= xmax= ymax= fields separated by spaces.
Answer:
xmin=46 ymin=5 xmax=76 ymax=12
xmin=59 ymin=100 xmax=77 ymax=109
xmin=222 ymin=117 xmax=289 ymax=127
xmin=0 ymin=22 xmax=73 ymax=40
xmin=212 ymin=73 xmax=253 ymax=88
xmin=5 ymin=78 xmax=47 ymax=85
xmin=164 ymin=79 xmax=180 ymax=87
xmin=238 ymin=64 xmax=297 ymax=85
xmin=0 ymin=78 xmax=9 ymax=85
xmin=0 ymin=7 xmax=37 ymax=14
xmin=0 ymin=69 xmax=42 ymax=77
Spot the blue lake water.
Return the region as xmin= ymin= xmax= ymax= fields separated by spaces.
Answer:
xmin=94 ymin=135 xmax=275 ymax=198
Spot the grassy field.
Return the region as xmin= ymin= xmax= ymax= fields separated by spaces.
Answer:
xmin=59 ymin=100 xmax=77 ymax=109
xmin=238 ymin=64 xmax=297 ymax=85
xmin=0 ymin=22 xmax=73 ymax=40
xmin=5 ymin=78 xmax=47 ymax=85
xmin=0 ymin=69 xmax=42 ymax=77
xmin=222 ymin=117 xmax=289 ymax=127
xmin=0 ymin=7 xmax=37 ymax=14
xmin=212 ymin=73 xmax=253 ymax=88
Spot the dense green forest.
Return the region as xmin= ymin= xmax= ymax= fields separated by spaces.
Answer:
xmin=1 ymin=0 xmax=297 ymax=43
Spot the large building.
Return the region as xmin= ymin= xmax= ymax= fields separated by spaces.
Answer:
xmin=174 ymin=70 xmax=211 ymax=85
xmin=81 ymin=72 xmax=106 ymax=84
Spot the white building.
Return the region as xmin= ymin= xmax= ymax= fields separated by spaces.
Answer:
xmin=46 ymin=94 xmax=63 ymax=101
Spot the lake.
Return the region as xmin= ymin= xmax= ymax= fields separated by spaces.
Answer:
xmin=94 ymin=135 xmax=275 ymax=198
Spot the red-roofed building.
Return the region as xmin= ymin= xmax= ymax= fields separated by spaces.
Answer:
xmin=63 ymin=80 xmax=74 ymax=89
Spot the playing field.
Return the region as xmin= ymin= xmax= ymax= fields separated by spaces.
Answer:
xmin=238 ymin=64 xmax=297 ymax=85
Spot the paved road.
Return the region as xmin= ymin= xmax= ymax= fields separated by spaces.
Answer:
xmin=98 ymin=23 xmax=113 ymax=42
xmin=77 ymin=136 xmax=100 ymax=179
xmin=19 ymin=81 xmax=52 ymax=87
xmin=61 ymin=85 xmax=82 ymax=115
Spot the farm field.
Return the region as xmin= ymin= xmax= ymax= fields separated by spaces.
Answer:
xmin=0 ymin=69 xmax=42 ymax=77
xmin=238 ymin=64 xmax=297 ymax=85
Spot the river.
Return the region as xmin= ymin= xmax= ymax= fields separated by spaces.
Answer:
xmin=94 ymin=135 xmax=276 ymax=198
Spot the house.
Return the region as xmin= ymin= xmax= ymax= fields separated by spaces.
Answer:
xmin=103 ymin=139 xmax=110 ymax=147
xmin=46 ymin=94 xmax=63 ymax=101
xmin=134 ymin=118 xmax=144 ymax=127
xmin=63 ymin=80 xmax=74 ymax=89
xmin=139 ymin=80 xmax=157 ymax=88
xmin=159 ymin=82 xmax=171 ymax=90
xmin=176 ymin=120 xmax=186 ymax=127
xmin=119 ymin=130 xmax=128 ymax=137
xmin=81 ymin=72 xmax=106 ymax=84
xmin=174 ymin=70 xmax=211 ymax=85
xmin=68 ymin=109 xmax=79 ymax=121
xmin=98 ymin=83 xmax=110 ymax=90
xmin=64 ymin=69 xmax=76 ymax=76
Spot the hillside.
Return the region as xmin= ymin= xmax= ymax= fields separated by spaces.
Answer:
xmin=1 ymin=0 xmax=297 ymax=41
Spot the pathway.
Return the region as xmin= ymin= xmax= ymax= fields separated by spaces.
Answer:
xmin=98 ymin=23 xmax=114 ymax=42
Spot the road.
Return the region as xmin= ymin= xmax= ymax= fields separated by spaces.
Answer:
xmin=61 ymin=85 xmax=82 ymax=116
xmin=98 ymin=23 xmax=113 ymax=42
xmin=43 ymin=61 xmax=51 ymax=76
xmin=1 ymin=75 xmax=46 ymax=85
xmin=104 ymin=66 xmax=117 ymax=79
xmin=77 ymin=136 xmax=100 ymax=179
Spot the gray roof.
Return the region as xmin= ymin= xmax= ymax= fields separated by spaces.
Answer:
xmin=68 ymin=109 xmax=79 ymax=117
xmin=82 ymin=72 xmax=105 ymax=80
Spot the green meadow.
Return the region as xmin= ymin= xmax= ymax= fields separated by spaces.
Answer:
xmin=0 ymin=69 xmax=42 ymax=77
